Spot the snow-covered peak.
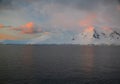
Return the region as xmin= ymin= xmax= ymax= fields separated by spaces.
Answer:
xmin=73 ymin=26 xmax=120 ymax=45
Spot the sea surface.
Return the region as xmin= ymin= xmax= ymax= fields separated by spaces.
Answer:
xmin=0 ymin=45 xmax=120 ymax=84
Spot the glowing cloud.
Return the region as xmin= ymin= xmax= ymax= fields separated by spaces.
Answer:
xmin=102 ymin=26 xmax=113 ymax=32
xmin=0 ymin=34 xmax=17 ymax=40
xmin=21 ymin=22 xmax=34 ymax=34
xmin=84 ymin=26 xmax=94 ymax=33
xmin=0 ymin=24 xmax=4 ymax=28
xmin=10 ymin=22 xmax=36 ymax=34
xmin=79 ymin=14 xmax=97 ymax=27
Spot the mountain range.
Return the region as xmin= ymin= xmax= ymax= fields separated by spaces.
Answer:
xmin=73 ymin=26 xmax=120 ymax=45
xmin=0 ymin=26 xmax=120 ymax=45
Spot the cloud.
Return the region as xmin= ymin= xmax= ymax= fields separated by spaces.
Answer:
xmin=0 ymin=24 xmax=4 ymax=28
xmin=0 ymin=34 xmax=17 ymax=40
xmin=11 ymin=22 xmax=42 ymax=34
xmin=20 ymin=22 xmax=34 ymax=34
xmin=0 ymin=0 xmax=119 ymax=10
xmin=0 ymin=0 xmax=120 ymax=31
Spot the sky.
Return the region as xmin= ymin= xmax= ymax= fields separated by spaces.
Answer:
xmin=0 ymin=0 xmax=120 ymax=26
xmin=0 ymin=0 xmax=120 ymax=43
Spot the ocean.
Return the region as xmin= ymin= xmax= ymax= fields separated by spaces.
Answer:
xmin=0 ymin=45 xmax=120 ymax=84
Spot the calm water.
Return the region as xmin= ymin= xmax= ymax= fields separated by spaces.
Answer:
xmin=0 ymin=45 xmax=120 ymax=84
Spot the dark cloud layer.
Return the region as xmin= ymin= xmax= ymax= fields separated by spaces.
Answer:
xmin=0 ymin=0 xmax=12 ymax=9
xmin=0 ymin=0 xmax=120 ymax=29
xmin=0 ymin=0 xmax=119 ymax=10
xmin=119 ymin=0 xmax=120 ymax=3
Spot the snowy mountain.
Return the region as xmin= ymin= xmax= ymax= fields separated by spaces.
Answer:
xmin=0 ymin=30 xmax=75 ymax=44
xmin=0 ymin=26 xmax=120 ymax=45
xmin=73 ymin=26 xmax=120 ymax=45
xmin=27 ymin=30 xmax=74 ymax=44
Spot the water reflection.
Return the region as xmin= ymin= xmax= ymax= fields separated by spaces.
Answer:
xmin=22 ymin=46 xmax=34 ymax=79
xmin=22 ymin=46 xmax=33 ymax=65
xmin=81 ymin=46 xmax=94 ymax=76
xmin=1 ymin=45 xmax=120 ymax=83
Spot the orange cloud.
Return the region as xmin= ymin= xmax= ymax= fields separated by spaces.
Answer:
xmin=102 ymin=26 xmax=112 ymax=32
xmin=79 ymin=13 xmax=96 ymax=34
xmin=79 ymin=14 xmax=97 ymax=27
xmin=84 ymin=26 xmax=94 ymax=33
xmin=21 ymin=22 xmax=34 ymax=34
xmin=0 ymin=34 xmax=17 ymax=40
xmin=0 ymin=24 xmax=4 ymax=28
xmin=10 ymin=22 xmax=42 ymax=34
xmin=11 ymin=22 xmax=35 ymax=34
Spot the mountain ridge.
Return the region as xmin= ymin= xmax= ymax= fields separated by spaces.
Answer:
xmin=73 ymin=27 xmax=120 ymax=45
